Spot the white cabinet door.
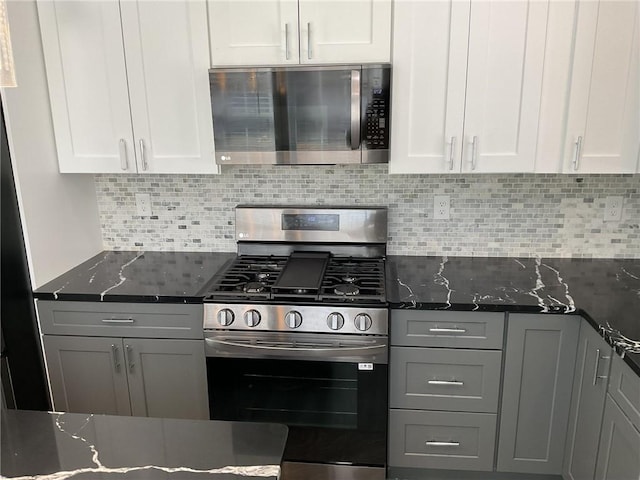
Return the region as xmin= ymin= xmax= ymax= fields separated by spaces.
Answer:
xmin=298 ymin=0 xmax=391 ymax=64
xmin=38 ymin=1 xmax=136 ymax=173
xmin=208 ymin=0 xmax=299 ymax=66
xmin=121 ymin=1 xmax=216 ymax=174
xmin=463 ymin=0 xmax=548 ymax=173
xmin=564 ymin=0 xmax=640 ymax=173
xmin=388 ymin=0 xmax=468 ymax=174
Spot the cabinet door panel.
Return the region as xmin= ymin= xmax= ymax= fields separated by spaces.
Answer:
xmin=497 ymin=314 xmax=580 ymax=474
xmin=125 ymin=338 xmax=209 ymax=420
xmin=120 ymin=1 xmax=216 ymax=174
xmin=565 ymin=0 xmax=640 ymax=173
xmin=43 ymin=335 xmax=131 ymax=415
xmin=463 ymin=0 xmax=548 ymax=173
xmin=563 ymin=323 xmax=612 ymax=480
xmin=389 ymin=0 xmax=468 ymax=174
xmin=37 ymin=1 xmax=135 ymax=173
xmin=299 ymin=0 xmax=391 ymax=63
xmin=208 ymin=0 xmax=299 ymax=65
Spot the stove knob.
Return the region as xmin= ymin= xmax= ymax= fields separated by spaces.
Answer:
xmin=327 ymin=312 xmax=345 ymax=330
xmin=354 ymin=313 xmax=373 ymax=332
xmin=217 ymin=308 xmax=235 ymax=327
xmin=244 ymin=309 xmax=261 ymax=327
xmin=285 ymin=311 xmax=303 ymax=329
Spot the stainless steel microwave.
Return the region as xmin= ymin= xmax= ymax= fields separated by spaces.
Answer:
xmin=209 ymin=64 xmax=391 ymax=165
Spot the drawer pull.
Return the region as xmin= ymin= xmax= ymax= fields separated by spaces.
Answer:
xmin=426 ymin=441 xmax=460 ymax=447
xmin=428 ymin=380 xmax=464 ymax=386
xmin=102 ymin=318 xmax=135 ymax=324
xmin=429 ymin=328 xmax=467 ymax=333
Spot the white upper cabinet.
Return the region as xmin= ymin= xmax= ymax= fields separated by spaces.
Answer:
xmin=38 ymin=1 xmax=217 ymax=174
xmin=390 ymin=0 xmax=549 ymax=174
xmin=564 ymin=0 xmax=640 ymax=174
xmin=208 ymin=0 xmax=391 ymax=66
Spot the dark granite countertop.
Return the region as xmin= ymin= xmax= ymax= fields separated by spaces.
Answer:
xmin=33 ymin=251 xmax=235 ymax=303
xmin=387 ymin=256 xmax=640 ymax=375
xmin=0 ymin=409 xmax=287 ymax=479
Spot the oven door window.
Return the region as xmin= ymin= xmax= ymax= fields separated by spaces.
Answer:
xmin=207 ymin=357 xmax=386 ymax=432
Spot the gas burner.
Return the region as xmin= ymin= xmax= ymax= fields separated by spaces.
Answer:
xmin=243 ymin=282 xmax=266 ymax=294
xmin=342 ymin=274 xmax=356 ymax=283
xmin=334 ymin=284 xmax=360 ymax=296
xmin=256 ymin=272 xmax=272 ymax=281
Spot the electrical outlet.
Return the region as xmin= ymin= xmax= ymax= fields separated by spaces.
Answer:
xmin=603 ymin=196 xmax=623 ymax=222
xmin=135 ymin=193 xmax=152 ymax=216
xmin=433 ymin=195 xmax=450 ymax=220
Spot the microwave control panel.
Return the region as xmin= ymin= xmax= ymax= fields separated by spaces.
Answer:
xmin=362 ymin=66 xmax=391 ymax=151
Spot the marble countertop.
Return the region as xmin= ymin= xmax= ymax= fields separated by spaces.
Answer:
xmin=387 ymin=256 xmax=640 ymax=375
xmin=0 ymin=409 xmax=287 ymax=480
xmin=33 ymin=251 xmax=235 ymax=303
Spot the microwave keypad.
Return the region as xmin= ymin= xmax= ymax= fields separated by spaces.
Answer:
xmin=366 ymin=98 xmax=388 ymax=149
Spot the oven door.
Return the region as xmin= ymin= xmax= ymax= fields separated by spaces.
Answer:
xmin=205 ymin=331 xmax=388 ymax=468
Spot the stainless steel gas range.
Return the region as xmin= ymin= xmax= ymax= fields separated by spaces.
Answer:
xmin=202 ymin=206 xmax=388 ymax=479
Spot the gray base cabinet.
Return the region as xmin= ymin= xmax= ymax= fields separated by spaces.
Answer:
xmin=497 ymin=314 xmax=580 ymax=475
xmin=39 ymin=301 xmax=209 ymax=420
xmin=563 ymin=322 xmax=613 ymax=480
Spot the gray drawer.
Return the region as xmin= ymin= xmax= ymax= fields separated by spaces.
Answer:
xmin=37 ymin=301 xmax=203 ymax=339
xmin=391 ymin=310 xmax=504 ymax=349
xmin=389 ymin=409 xmax=497 ymax=471
xmin=608 ymin=354 xmax=640 ymax=429
xmin=390 ymin=347 xmax=502 ymax=413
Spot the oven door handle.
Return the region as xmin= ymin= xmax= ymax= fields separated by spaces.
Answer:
xmin=206 ymin=337 xmax=385 ymax=352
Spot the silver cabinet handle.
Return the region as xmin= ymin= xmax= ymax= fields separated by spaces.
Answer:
xmin=111 ymin=344 xmax=121 ymax=372
xmin=124 ymin=344 xmax=134 ymax=373
xmin=307 ymin=22 xmax=312 ymax=59
xmin=102 ymin=318 xmax=135 ymax=324
xmin=284 ymin=23 xmax=290 ymax=60
xmin=449 ymin=136 xmax=456 ymax=170
xmin=139 ymin=139 xmax=148 ymax=171
xmin=426 ymin=441 xmax=460 ymax=447
xmin=350 ymin=69 xmax=361 ymax=150
xmin=592 ymin=348 xmax=610 ymax=385
xmin=471 ymin=135 xmax=478 ymax=170
xmin=429 ymin=327 xmax=467 ymax=333
xmin=573 ymin=135 xmax=583 ymax=171
xmin=428 ymin=380 xmax=464 ymax=386
xmin=119 ymin=138 xmax=129 ymax=171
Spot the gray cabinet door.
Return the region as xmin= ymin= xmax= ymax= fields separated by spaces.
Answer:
xmin=594 ymin=395 xmax=640 ymax=480
xmin=564 ymin=322 xmax=613 ymax=480
xmin=43 ymin=335 xmax=131 ymax=415
xmin=497 ymin=314 xmax=580 ymax=474
xmin=125 ymin=338 xmax=209 ymax=420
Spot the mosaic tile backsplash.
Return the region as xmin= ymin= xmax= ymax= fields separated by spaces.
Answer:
xmin=95 ymin=166 xmax=640 ymax=258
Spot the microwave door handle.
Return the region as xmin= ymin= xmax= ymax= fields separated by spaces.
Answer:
xmin=350 ymin=69 xmax=361 ymax=150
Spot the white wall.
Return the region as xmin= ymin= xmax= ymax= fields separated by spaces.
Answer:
xmin=1 ymin=0 xmax=103 ymax=288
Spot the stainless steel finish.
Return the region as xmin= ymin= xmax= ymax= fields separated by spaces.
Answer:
xmin=101 ymin=318 xmax=135 ymax=324
xmin=351 ymin=70 xmax=361 ymax=150
xmin=449 ymin=136 xmax=456 ymax=170
xmin=428 ymin=380 xmax=464 ymax=386
xmin=426 ymin=441 xmax=460 ymax=447
xmin=204 ymin=331 xmax=388 ymax=363
xmin=573 ymin=135 xmax=583 ymax=171
xmin=429 ymin=327 xmax=467 ymax=334
xmin=328 ymin=312 xmax=345 ymax=331
xmin=244 ymin=309 xmax=261 ymax=327
xmin=592 ymin=348 xmax=610 ymax=385
xmin=111 ymin=344 xmax=120 ymax=372
xmin=125 ymin=344 xmax=134 ymax=372
xmin=281 ymin=461 xmax=386 ymax=480
xmin=216 ymin=150 xmax=362 ymax=165
xmin=285 ymin=311 xmax=302 ymax=329
xmin=307 ymin=22 xmax=312 ymax=59
xmin=284 ymin=23 xmax=290 ymax=60
xmin=217 ymin=309 xmax=234 ymax=327
xmin=235 ymin=206 xmax=388 ymax=244
xmin=471 ymin=135 xmax=478 ymax=170
xmin=355 ymin=313 xmax=372 ymax=331
xmin=204 ymin=303 xmax=388 ymax=335
xmin=139 ymin=139 xmax=148 ymax=171
xmin=119 ymin=139 xmax=128 ymax=170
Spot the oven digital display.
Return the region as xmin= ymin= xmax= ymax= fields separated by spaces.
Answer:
xmin=282 ymin=214 xmax=340 ymax=231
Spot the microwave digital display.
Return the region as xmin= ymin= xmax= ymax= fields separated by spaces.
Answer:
xmin=282 ymin=214 xmax=340 ymax=231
